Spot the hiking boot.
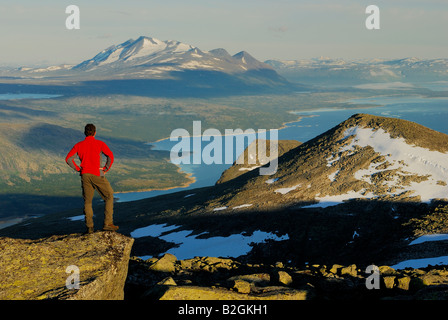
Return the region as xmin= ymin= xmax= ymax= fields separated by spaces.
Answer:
xmin=83 ymin=227 xmax=94 ymax=235
xmin=103 ymin=224 xmax=119 ymax=231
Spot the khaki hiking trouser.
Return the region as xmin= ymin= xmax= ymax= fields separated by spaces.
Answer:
xmin=81 ymin=173 xmax=114 ymax=229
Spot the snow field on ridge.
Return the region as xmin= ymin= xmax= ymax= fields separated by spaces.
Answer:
xmin=130 ymin=223 xmax=288 ymax=260
xmin=342 ymin=126 xmax=448 ymax=202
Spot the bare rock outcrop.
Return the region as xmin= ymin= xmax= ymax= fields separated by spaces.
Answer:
xmin=0 ymin=232 xmax=134 ymax=300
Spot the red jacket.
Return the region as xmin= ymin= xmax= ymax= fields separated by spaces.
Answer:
xmin=65 ymin=136 xmax=114 ymax=176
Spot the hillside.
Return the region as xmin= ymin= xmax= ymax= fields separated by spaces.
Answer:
xmin=207 ymin=113 xmax=448 ymax=211
xmin=216 ymin=139 xmax=301 ymax=184
xmin=2 ymin=114 xmax=448 ymax=269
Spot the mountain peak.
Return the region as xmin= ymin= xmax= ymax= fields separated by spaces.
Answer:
xmin=70 ymin=36 xmax=278 ymax=78
xmin=232 ymin=51 xmax=272 ymax=70
xmin=209 ymin=48 xmax=232 ymax=58
xmin=209 ymin=114 xmax=448 ymax=212
xmin=337 ymin=113 xmax=448 ymax=153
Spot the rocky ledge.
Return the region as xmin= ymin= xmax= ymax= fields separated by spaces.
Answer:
xmin=0 ymin=232 xmax=134 ymax=300
xmin=126 ymin=254 xmax=448 ymax=300
xmin=3 ymin=231 xmax=448 ymax=300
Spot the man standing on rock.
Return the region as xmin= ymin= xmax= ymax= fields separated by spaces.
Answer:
xmin=65 ymin=124 xmax=119 ymax=234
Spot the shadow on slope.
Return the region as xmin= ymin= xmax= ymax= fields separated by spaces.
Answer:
xmin=1 ymin=182 xmax=444 ymax=269
xmin=0 ymin=193 xmax=83 ymax=223
xmin=20 ymin=123 xmax=170 ymax=160
xmin=0 ymin=69 xmax=304 ymax=98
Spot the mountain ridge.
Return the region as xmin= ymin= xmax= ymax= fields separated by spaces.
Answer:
xmin=2 ymin=114 xmax=448 ymax=268
xmin=1 ymin=35 xmax=297 ymax=95
xmin=266 ymin=57 xmax=448 ymax=84
xmin=11 ymin=36 xmax=278 ymax=80
xmin=210 ymin=113 xmax=448 ymax=211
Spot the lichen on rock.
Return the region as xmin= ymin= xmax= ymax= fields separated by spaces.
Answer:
xmin=0 ymin=232 xmax=133 ymax=300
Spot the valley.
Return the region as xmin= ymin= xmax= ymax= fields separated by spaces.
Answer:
xmin=0 ymin=84 xmax=398 ymax=222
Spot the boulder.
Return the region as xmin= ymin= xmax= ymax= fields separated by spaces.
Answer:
xmin=232 ymin=280 xmax=251 ymax=294
xmin=276 ymin=271 xmax=293 ymax=286
xmin=383 ymin=276 xmax=396 ymax=289
xmin=227 ymin=273 xmax=271 ymax=287
xmin=157 ymin=285 xmax=311 ymax=300
xmin=0 ymin=232 xmax=133 ymax=300
xmin=149 ymin=253 xmax=177 ymax=273
xmin=340 ymin=264 xmax=358 ymax=277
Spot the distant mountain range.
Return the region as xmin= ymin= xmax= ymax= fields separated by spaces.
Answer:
xmin=72 ymin=36 xmax=272 ymax=77
xmin=3 ymin=36 xmax=295 ymax=96
xmin=4 ymin=36 xmax=447 ymax=90
xmin=14 ymin=36 xmax=277 ymax=78
xmin=266 ymin=57 xmax=448 ymax=84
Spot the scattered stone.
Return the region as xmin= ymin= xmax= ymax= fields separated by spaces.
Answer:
xmin=158 ymin=277 xmax=177 ymax=286
xmin=8 ymin=231 xmax=448 ymax=301
xmin=420 ymin=270 xmax=448 ymax=286
xmin=383 ymin=276 xmax=396 ymax=289
xmin=232 ymin=280 xmax=251 ymax=294
xmin=158 ymin=285 xmax=311 ymax=300
xmin=330 ymin=264 xmax=344 ymax=275
xmin=341 ymin=264 xmax=358 ymax=277
xmin=397 ymin=276 xmax=411 ymax=291
xmin=149 ymin=253 xmax=177 ymax=273
xmin=379 ymin=265 xmax=398 ymax=276
xmin=277 ymin=271 xmax=293 ymax=286
xmin=227 ymin=273 xmax=271 ymax=287
xmin=275 ymin=262 xmax=284 ymax=268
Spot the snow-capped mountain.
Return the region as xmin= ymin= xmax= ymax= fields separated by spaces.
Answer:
xmin=3 ymin=36 xmax=294 ymax=94
xmin=266 ymin=57 xmax=448 ymax=84
xmin=1 ymin=36 xmax=295 ymax=95
xmin=71 ymin=36 xmax=277 ymax=78
xmin=73 ymin=36 xmax=198 ymax=70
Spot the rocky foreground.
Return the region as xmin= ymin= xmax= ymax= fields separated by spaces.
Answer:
xmin=126 ymin=253 xmax=448 ymax=300
xmin=0 ymin=232 xmax=448 ymax=300
xmin=2 ymin=231 xmax=448 ymax=300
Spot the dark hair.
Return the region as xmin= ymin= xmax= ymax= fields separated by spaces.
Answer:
xmin=84 ymin=124 xmax=96 ymax=136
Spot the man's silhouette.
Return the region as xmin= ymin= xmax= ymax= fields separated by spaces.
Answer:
xmin=65 ymin=124 xmax=118 ymax=234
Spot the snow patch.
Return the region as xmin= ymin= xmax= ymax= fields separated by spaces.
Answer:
xmin=275 ymin=184 xmax=301 ymax=195
xmin=391 ymin=256 xmax=448 ymax=270
xmin=302 ymin=190 xmax=376 ymax=208
xmin=130 ymin=223 xmax=289 ymax=260
xmin=310 ymin=126 xmax=448 ymax=207
xmin=67 ymin=215 xmax=85 ymax=221
xmin=233 ymin=204 xmax=253 ymax=210
xmin=409 ymin=233 xmax=448 ymax=246
xmin=328 ymin=170 xmax=339 ymax=182
xmin=344 ymin=126 xmax=448 ymax=202
xmin=239 ymin=166 xmax=261 ymax=172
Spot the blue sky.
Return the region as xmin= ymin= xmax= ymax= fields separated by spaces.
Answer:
xmin=1 ymin=0 xmax=447 ymax=66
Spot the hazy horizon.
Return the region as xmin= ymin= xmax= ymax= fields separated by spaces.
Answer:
xmin=1 ymin=0 xmax=447 ymax=67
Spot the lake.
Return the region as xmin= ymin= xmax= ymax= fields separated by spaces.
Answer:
xmin=0 ymin=93 xmax=62 ymax=100
xmin=116 ymin=93 xmax=448 ymax=202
